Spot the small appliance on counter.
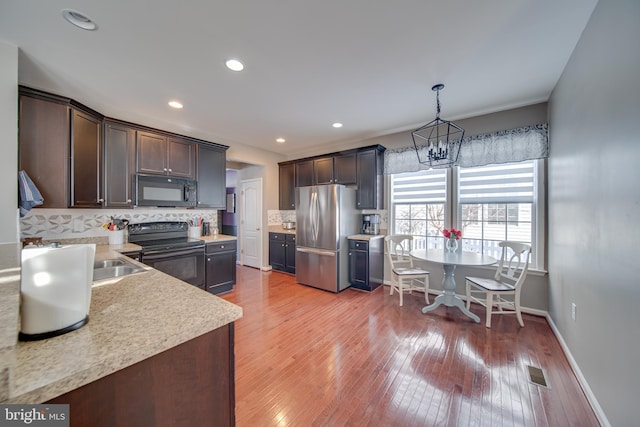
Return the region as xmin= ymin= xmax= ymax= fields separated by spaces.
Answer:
xmin=361 ymin=214 xmax=380 ymax=235
xmin=19 ymin=243 xmax=96 ymax=341
xmin=282 ymin=221 xmax=296 ymax=230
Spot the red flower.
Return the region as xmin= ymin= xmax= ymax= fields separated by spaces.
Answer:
xmin=442 ymin=228 xmax=462 ymax=240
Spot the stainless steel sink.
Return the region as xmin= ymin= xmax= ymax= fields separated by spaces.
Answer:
xmin=94 ymin=259 xmax=126 ymax=269
xmin=93 ymin=258 xmax=146 ymax=281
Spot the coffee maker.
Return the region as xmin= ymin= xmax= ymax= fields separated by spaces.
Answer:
xmin=361 ymin=214 xmax=380 ymax=235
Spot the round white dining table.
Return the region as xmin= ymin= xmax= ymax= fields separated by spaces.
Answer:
xmin=410 ymin=249 xmax=497 ymax=323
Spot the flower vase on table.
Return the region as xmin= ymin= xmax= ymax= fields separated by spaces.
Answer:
xmin=442 ymin=228 xmax=462 ymax=253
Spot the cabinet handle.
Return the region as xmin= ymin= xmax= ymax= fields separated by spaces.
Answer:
xmin=221 ymin=245 xmax=225 ymax=249
xmin=349 ymin=252 xmax=352 ymax=256
xmin=98 ymin=198 xmax=104 ymax=203
xmin=163 ymin=168 xmax=168 ymax=172
xmin=127 ymin=199 xmax=132 ymax=203
xmin=207 ymin=257 xmax=211 ymax=261
xmin=168 ymin=168 xmax=172 ymax=173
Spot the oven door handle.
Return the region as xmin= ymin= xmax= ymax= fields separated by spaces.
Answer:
xmin=142 ymin=247 xmax=204 ymax=260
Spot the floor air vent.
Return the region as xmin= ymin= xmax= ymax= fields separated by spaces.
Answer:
xmin=527 ymin=365 xmax=549 ymax=388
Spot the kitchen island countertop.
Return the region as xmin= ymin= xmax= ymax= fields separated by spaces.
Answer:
xmin=0 ymin=243 xmax=242 ymax=404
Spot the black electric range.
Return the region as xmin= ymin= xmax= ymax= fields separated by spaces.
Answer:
xmin=128 ymin=221 xmax=205 ymax=288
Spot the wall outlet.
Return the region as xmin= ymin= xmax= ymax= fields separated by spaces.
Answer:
xmin=571 ymin=303 xmax=577 ymax=321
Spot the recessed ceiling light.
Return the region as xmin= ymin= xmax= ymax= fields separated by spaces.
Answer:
xmin=225 ymin=59 xmax=244 ymax=71
xmin=332 ymin=123 xmax=343 ymax=128
xmin=168 ymin=101 xmax=184 ymax=109
xmin=61 ymin=9 xmax=97 ymax=31
xmin=276 ymin=138 xmax=286 ymax=143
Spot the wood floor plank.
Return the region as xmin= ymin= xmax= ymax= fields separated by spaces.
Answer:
xmin=222 ymin=267 xmax=600 ymax=426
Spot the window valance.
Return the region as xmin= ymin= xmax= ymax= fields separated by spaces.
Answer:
xmin=384 ymin=123 xmax=548 ymax=174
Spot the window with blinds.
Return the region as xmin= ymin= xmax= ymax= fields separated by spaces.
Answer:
xmin=389 ymin=160 xmax=541 ymax=267
xmin=458 ymin=160 xmax=535 ymax=261
xmin=391 ymin=169 xmax=447 ymax=250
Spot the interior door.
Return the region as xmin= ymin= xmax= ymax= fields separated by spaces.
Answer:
xmin=240 ymin=178 xmax=262 ymax=269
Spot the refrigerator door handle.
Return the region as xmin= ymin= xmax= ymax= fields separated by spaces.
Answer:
xmin=311 ymin=190 xmax=320 ymax=242
xmin=296 ymin=247 xmax=336 ymax=257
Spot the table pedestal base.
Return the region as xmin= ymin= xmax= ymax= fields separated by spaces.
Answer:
xmin=421 ymin=264 xmax=480 ymax=323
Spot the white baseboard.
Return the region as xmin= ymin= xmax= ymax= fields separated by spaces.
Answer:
xmin=261 ymin=265 xmax=273 ymax=271
xmin=544 ymin=314 xmax=610 ymax=427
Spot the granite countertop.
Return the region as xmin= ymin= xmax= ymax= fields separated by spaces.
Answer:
xmin=268 ymin=225 xmax=296 ymax=235
xmin=0 ymin=243 xmax=242 ymax=404
xmin=348 ymin=234 xmax=385 ymax=240
xmin=199 ymin=234 xmax=238 ymax=243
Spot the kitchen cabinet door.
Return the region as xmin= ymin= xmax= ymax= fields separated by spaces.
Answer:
xmin=167 ymin=137 xmax=196 ymax=178
xmin=348 ymin=241 xmax=369 ymax=289
xmin=356 ymin=147 xmax=385 ymax=209
xmin=348 ymin=238 xmax=384 ymax=291
xmin=197 ymin=144 xmax=226 ymax=209
xmin=333 ymin=152 xmax=357 ymax=184
xmin=285 ymin=234 xmax=296 ymax=274
xmin=19 ymin=92 xmax=70 ymax=208
xmin=269 ymin=233 xmax=286 ymax=271
xmin=279 ymin=163 xmax=296 ymax=210
xmin=104 ymin=121 xmax=135 ymax=208
xmin=70 ymin=108 xmax=103 ymax=207
xmin=206 ymin=241 xmax=237 ymax=294
xmin=137 ymin=131 xmax=167 ymax=175
xmin=313 ymin=157 xmax=334 ymax=185
xmin=295 ymin=160 xmax=314 ymax=187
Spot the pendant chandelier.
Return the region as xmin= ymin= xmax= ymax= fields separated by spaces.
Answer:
xmin=411 ymin=84 xmax=465 ymax=167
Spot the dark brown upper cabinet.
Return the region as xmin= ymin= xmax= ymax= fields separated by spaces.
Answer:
xmin=19 ymin=86 xmax=229 ymax=211
xmin=137 ymin=132 xmax=196 ymax=179
xmin=313 ymin=156 xmax=334 ymax=185
xmin=332 ymin=151 xmax=357 ymax=185
xmin=356 ymin=146 xmax=385 ymax=209
xmin=295 ymin=159 xmax=314 ymax=187
xmin=197 ymin=144 xmax=226 ymax=209
xmin=70 ymin=108 xmax=104 ymax=207
xmin=279 ymin=162 xmax=296 ymax=210
xmin=104 ymin=121 xmax=136 ymax=208
xmin=19 ymin=90 xmax=70 ymax=208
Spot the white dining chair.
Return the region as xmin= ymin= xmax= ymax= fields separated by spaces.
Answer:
xmin=385 ymin=235 xmax=430 ymax=306
xmin=465 ymin=241 xmax=532 ymax=328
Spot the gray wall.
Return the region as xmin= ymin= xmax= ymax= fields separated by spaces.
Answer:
xmin=0 ymin=41 xmax=18 ymax=244
xmin=548 ymin=0 xmax=640 ymax=425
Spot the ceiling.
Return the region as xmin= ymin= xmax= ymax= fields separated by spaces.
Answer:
xmin=0 ymin=0 xmax=598 ymax=158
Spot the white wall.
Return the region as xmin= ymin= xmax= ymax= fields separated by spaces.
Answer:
xmin=0 ymin=41 xmax=18 ymax=244
xmin=548 ymin=0 xmax=640 ymax=425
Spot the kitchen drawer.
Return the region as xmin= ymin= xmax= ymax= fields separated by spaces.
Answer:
xmin=270 ymin=232 xmax=286 ymax=241
xmin=349 ymin=240 xmax=369 ymax=251
xmin=285 ymin=234 xmax=296 ymax=243
xmin=206 ymin=241 xmax=237 ymax=254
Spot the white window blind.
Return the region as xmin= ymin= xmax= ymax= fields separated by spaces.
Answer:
xmin=391 ymin=169 xmax=447 ymax=204
xmin=458 ymin=161 xmax=534 ymax=204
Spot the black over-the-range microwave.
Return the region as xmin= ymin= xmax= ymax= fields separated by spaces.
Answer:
xmin=135 ymin=174 xmax=197 ymax=207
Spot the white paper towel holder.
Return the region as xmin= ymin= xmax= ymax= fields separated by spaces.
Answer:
xmin=19 ymin=244 xmax=96 ymax=341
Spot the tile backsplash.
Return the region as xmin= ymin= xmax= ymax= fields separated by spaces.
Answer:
xmin=20 ymin=208 xmax=218 ymax=240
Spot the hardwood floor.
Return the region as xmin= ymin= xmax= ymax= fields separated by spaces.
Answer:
xmin=221 ymin=267 xmax=599 ymax=427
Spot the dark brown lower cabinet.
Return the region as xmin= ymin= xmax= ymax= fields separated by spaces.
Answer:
xmin=348 ymin=238 xmax=384 ymax=291
xmin=47 ymin=323 xmax=235 ymax=427
xmin=269 ymin=232 xmax=296 ymax=274
xmin=206 ymin=241 xmax=237 ymax=294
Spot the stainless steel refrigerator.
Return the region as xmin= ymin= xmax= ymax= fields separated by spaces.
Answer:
xmin=295 ymin=184 xmax=359 ymax=292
